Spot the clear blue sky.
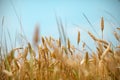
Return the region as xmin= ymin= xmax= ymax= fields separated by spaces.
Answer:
xmin=0 ymin=0 xmax=120 ymax=51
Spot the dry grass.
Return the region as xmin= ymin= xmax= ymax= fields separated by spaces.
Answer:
xmin=0 ymin=18 xmax=120 ymax=80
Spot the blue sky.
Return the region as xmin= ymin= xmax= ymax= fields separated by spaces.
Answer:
xmin=0 ymin=0 xmax=120 ymax=51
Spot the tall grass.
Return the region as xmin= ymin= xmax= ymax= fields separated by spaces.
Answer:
xmin=0 ymin=17 xmax=120 ymax=80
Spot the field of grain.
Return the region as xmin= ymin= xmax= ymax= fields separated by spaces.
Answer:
xmin=0 ymin=17 xmax=120 ymax=80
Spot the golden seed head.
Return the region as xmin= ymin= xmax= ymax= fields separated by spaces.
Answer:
xmin=59 ymin=38 xmax=61 ymax=47
xmin=67 ymin=38 xmax=70 ymax=50
xmin=33 ymin=25 xmax=40 ymax=44
xmin=113 ymin=31 xmax=120 ymax=41
xmin=42 ymin=36 xmax=45 ymax=44
xmin=88 ymin=31 xmax=97 ymax=41
xmin=101 ymin=17 xmax=104 ymax=32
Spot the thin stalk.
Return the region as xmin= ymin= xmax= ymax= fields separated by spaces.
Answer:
xmin=0 ymin=16 xmax=4 ymax=58
xmin=7 ymin=28 xmax=13 ymax=49
xmin=9 ymin=0 xmax=28 ymax=43
xmin=102 ymin=31 xmax=103 ymax=40
xmin=82 ymin=13 xmax=100 ymax=38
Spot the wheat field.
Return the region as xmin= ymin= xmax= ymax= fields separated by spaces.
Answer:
xmin=0 ymin=17 xmax=120 ymax=80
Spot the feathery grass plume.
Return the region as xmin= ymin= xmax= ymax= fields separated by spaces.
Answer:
xmin=77 ymin=31 xmax=80 ymax=45
xmin=101 ymin=17 xmax=104 ymax=39
xmin=113 ymin=31 xmax=120 ymax=42
xmin=33 ymin=24 xmax=40 ymax=45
